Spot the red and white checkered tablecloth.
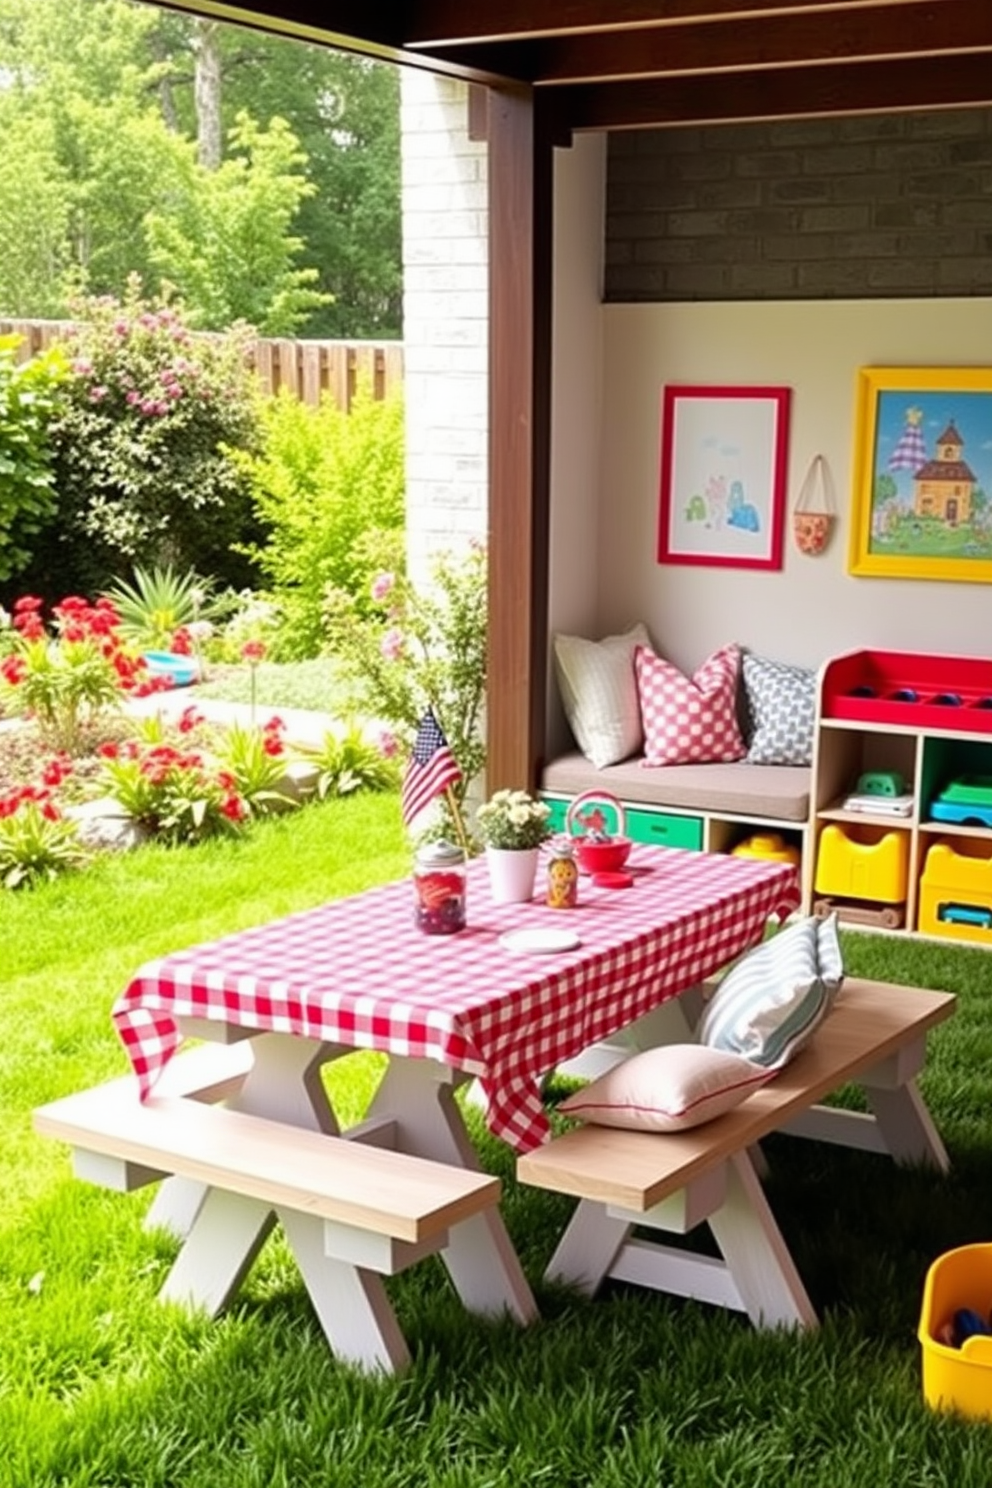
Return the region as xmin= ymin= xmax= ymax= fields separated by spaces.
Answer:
xmin=112 ymin=846 xmax=799 ymax=1153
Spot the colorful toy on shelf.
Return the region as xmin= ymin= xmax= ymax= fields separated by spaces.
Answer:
xmin=929 ymin=776 xmax=992 ymax=829
xmin=820 ymin=650 xmax=992 ymax=735
xmin=919 ymin=839 xmax=992 ymax=943
xmin=856 ymin=769 xmax=905 ymax=797
xmin=731 ymin=832 xmax=800 ymax=867
xmin=813 ymin=822 xmax=909 ymax=928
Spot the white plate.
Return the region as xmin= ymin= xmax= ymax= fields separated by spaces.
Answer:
xmin=499 ymin=928 xmax=581 ymax=955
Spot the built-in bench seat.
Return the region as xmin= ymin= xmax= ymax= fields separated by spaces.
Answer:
xmin=542 ymin=750 xmax=810 ymax=823
xmin=34 ymin=1076 xmax=501 ymax=1373
xmin=518 ymin=978 xmax=954 ymax=1329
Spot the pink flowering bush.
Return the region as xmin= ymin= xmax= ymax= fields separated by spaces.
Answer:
xmin=323 ymin=543 xmax=487 ymax=811
xmin=30 ymin=277 xmax=262 ymax=600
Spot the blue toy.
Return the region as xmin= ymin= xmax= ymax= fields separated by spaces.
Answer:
xmin=726 ymin=480 xmax=760 ymax=533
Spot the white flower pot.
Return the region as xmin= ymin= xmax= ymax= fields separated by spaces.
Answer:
xmin=486 ymin=846 xmax=540 ymax=905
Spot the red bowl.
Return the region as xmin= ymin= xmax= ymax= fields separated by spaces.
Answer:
xmin=574 ymin=836 xmax=632 ymax=875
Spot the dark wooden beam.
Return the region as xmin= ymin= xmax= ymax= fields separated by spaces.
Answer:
xmin=563 ymin=51 xmax=992 ymax=128
xmin=527 ymin=2 xmax=992 ymax=84
xmin=402 ymin=0 xmax=938 ymax=48
xmin=485 ymin=87 xmax=554 ymax=794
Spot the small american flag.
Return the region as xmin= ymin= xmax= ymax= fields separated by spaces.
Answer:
xmin=401 ymin=710 xmax=462 ymax=827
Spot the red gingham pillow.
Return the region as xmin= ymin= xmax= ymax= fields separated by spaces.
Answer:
xmin=635 ymin=643 xmax=746 ymax=766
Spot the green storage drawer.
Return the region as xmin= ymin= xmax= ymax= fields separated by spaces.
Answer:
xmin=541 ymin=794 xmax=702 ymax=851
xmin=625 ymin=808 xmax=702 ymax=851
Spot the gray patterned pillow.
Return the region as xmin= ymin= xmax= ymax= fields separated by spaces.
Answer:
xmin=741 ymin=652 xmax=816 ymax=766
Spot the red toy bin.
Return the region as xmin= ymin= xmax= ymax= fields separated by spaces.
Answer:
xmin=822 ymin=651 xmax=992 ymax=735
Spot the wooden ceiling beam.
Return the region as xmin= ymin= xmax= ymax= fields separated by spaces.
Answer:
xmin=562 ymin=51 xmax=992 ymax=128
xmin=526 ymin=3 xmax=992 ymax=85
xmin=401 ymin=0 xmax=938 ymax=48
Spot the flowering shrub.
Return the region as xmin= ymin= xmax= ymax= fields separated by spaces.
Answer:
xmin=96 ymin=734 xmax=248 ymax=845
xmin=323 ymin=544 xmax=487 ymax=811
xmin=475 ymin=790 xmax=551 ymax=851
xmin=35 ymin=278 xmax=261 ymax=599
xmin=0 ymin=759 xmax=86 ymax=888
xmin=0 ymin=594 xmax=151 ymax=753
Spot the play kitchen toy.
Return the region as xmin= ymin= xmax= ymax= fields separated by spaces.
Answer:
xmin=565 ymin=790 xmax=633 ymax=882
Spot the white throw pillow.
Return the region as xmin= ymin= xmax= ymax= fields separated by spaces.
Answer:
xmin=558 ymin=1043 xmax=774 ymax=1133
xmin=698 ymin=914 xmax=844 ymax=1070
xmin=553 ymin=623 xmax=650 ymax=768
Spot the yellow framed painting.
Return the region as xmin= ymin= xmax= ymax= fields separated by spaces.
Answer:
xmin=848 ymin=365 xmax=992 ymax=582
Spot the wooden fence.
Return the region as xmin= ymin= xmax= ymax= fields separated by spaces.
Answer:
xmin=1 ymin=319 xmax=404 ymax=411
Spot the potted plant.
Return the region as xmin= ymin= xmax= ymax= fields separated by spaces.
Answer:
xmin=475 ymin=788 xmax=552 ymax=903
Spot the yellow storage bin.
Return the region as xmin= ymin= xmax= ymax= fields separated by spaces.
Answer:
xmin=814 ymin=823 xmax=909 ymax=905
xmin=731 ymin=832 xmax=800 ymax=867
xmin=919 ymin=839 xmax=992 ymax=943
xmin=919 ymin=1244 xmax=992 ymax=1420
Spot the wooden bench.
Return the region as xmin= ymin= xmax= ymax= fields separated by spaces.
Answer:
xmin=517 ymin=978 xmax=955 ymax=1330
xmin=34 ymin=1076 xmax=501 ymax=1373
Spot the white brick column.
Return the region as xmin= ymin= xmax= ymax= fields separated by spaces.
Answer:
xmin=400 ymin=70 xmax=489 ymax=584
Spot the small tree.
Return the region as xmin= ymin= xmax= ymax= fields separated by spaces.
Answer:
xmin=323 ymin=544 xmax=488 ymax=815
xmin=238 ymin=382 xmax=405 ymax=658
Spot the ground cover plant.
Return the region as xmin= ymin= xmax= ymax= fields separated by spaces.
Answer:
xmin=6 ymin=805 xmax=992 ymax=1484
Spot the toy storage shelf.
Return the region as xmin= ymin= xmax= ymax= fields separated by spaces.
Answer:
xmin=806 ymin=650 xmax=992 ymax=945
xmin=541 ymin=792 xmax=807 ymax=863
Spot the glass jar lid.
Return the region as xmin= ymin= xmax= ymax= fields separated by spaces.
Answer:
xmin=416 ymin=838 xmax=464 ymax=868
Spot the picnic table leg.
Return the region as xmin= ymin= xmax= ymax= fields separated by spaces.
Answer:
xmin=864 ymin=1079 xmax=949 ymax=1172
xmin=367 ymin=1058 xmax=538 ymax=1326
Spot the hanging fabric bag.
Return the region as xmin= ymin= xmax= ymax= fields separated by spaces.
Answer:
xmin=792 ymin=454 xmax=836 ymax=556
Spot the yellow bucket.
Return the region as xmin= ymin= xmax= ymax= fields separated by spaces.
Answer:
xmin=918 ymin=1243 xmax=992 ymax=1419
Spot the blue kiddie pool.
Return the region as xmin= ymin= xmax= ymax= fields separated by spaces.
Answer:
xmin=142 ymin=651 xmax=200 ymax=687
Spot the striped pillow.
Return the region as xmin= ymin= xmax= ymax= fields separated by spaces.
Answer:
xmin=698 ymin=914 xmax=843 ymax=1070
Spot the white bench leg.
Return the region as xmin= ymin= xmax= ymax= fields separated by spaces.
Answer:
xmin=865 ymin=1079 xmax=950 ymax=1172
xmin=279 ymin=1210 xmax=410 ymax=1374
xmin=368 ymin=1058 xmax=538 ymax=1326
xmin=159 ymin=1188 xmax=275 ymax=1315
xmin=544 ymin=1198 xmax=631 ymax=1296
xmin=707 ymin=1154 xmax=818 ymax=1329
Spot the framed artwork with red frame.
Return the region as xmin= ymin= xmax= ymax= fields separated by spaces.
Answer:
xmin=657 ymin=384 xmax=791 ymax=570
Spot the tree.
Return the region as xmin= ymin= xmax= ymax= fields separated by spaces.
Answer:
xmin=145 ymin=112 xmax=332 ymax=335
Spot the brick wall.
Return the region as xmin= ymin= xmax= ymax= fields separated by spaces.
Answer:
xmin=605 ymin=108 xmax=992 ymax=301
xmin=400 ymin=71 xmax=488 ymax=582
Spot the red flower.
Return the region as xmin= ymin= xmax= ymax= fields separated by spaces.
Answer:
xmin=241 ymin=639 xmax=266 ymax=664
xmin=1 ymin=655 xmax=26 ymax=686
xmin=178 ymin=706 xmax=203 ymax=734
xmin=171 ymin=627 xmax=192 ymax=655
xmin=262 ymin=737 xmax=284 ymax=757
xmin=221 ymin=794 xmax=246 ymax=821
xmin=13 ymin=595 xmax=42 ymax=612
xmin=98 ymin=742 xmax=120 ymax=760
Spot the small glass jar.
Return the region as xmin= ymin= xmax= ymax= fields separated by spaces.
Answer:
xmin=546 ymin=841 xmax=578 ymax=908
xmin=413 ymin=839 xmax=467 ymax=934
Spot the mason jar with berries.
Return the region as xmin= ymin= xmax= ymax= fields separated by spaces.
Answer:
xmin=413 ymin=839 xmax=467 ymax=934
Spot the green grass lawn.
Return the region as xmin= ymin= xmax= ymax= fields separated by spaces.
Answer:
xmin=6 ymin=802 xmax=992 ymax=1485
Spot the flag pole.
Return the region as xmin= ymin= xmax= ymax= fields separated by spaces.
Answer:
xmin=445 ymin=785 xmax=472 ymax=858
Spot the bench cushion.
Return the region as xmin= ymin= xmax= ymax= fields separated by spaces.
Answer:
xmin=558 ymin=1043 xmax=774 ymax=1132
xmin=542 ymin=751 xmax=811 ymax=823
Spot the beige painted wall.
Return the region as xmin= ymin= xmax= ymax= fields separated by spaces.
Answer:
xmin=596 ymin=299 xmax=992 ymax=676
xmin=548 ymin=133 xmax=992 ymax=762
